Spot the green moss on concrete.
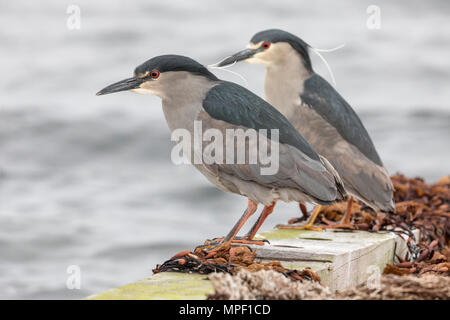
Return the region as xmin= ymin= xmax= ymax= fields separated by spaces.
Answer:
xmin=87 ymin=272 xmax=213 ymax=300
xmin=255 ymin=229 xmax=319 ymax=240
xmin=256 ymin=229 xmax=396 ymax=242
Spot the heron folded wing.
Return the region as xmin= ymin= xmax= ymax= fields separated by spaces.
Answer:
xmin=197 ymin=111 xmax=341 ymax=203
xmin=203 ymin=80 xmax=320 ymax=162
xmin=329 ymin=144 xmax=395 ymax=212
xmin=301 ymin=74 xmax=383 ymax=167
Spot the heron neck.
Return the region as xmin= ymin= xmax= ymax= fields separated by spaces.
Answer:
xmin=264 ymin=50 xmax=312 ymax=118
xmin=160 ymin=74 xmax=218 ymax=132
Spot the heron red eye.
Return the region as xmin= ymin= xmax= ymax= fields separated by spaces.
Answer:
xmin=262 ymin=41 xmax=271 ymax=49
xmin=150 ymin=70 xmax=160 ymax=79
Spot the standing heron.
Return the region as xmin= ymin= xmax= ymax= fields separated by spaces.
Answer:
xmin=216 ymin=29 xmax=395 ymax=229
xmin=97 ymin=54 xmax=346 ymax=251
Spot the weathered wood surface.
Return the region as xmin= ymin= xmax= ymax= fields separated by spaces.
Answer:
xmin=88 ymin=229 xmax=418 ymax=300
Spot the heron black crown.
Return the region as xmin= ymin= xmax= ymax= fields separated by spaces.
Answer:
xmin=251 ymin=29 xmax=312 ymax=71
xmin=134 ymin=55 xmax=218 ymax=81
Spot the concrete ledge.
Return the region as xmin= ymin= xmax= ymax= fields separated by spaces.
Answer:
xmin=254 ymin=229 xmax=416 ymax=292
xmin=87 ymin=273 xmax=213 ymax=300
xmin=87 ymin=229 xmax=417 ymax=300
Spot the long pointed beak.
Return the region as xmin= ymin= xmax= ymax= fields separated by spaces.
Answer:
xmin=96 ymin=77 xmax=144 ymax=96
xmin=213 ymin=48 xmax=259 ymax=67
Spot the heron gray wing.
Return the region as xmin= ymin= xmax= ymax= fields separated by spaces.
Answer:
xmin=203 ymin=81 xmax=320 ymax=162
xmin=197 ymin=111 xmax=343 ymax=204
xmin=344 ymin=169 xmax=395 ymax=212
xmin=329 ymin=146 xmax=395 ymax=212
xmin=301 ymin=74 xmax=383 ymax=166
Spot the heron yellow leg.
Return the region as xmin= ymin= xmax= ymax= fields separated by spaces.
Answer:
xmin=277 ymin=205 xmax=323 ymax=232
xmin=322 ymin=198 xmax=356 ymax=230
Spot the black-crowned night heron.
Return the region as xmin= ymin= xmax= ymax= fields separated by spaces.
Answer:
xmin=97 ymin=54 xmax=346 ymax=252
xmin=217 ymin=29 xmax=395 ymax=230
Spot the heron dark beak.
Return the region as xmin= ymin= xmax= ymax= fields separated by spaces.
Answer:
xmin=96 ymin=77 xmax=144 ymax=96
xmin=214 ymin=48 xmax=260 ymax=67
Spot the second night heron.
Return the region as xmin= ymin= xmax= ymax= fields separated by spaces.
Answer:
xmin=216 ymin=29 xmax=395 ymax=229
xmin=97 ymin=55 xmax=346 ymax=251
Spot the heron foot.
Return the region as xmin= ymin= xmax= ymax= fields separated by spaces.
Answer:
xmin=195 ymin=237 xmax=267 ymax=251
xmin=321 ymin=218 xmax=356 ymax=230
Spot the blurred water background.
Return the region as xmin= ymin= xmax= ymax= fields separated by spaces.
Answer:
xmin=0 ymin=0 xmax=449 ymax=299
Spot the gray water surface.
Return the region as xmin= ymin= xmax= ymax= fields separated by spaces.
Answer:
xmin=0 ymin=0 xmax=449 ymax=299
